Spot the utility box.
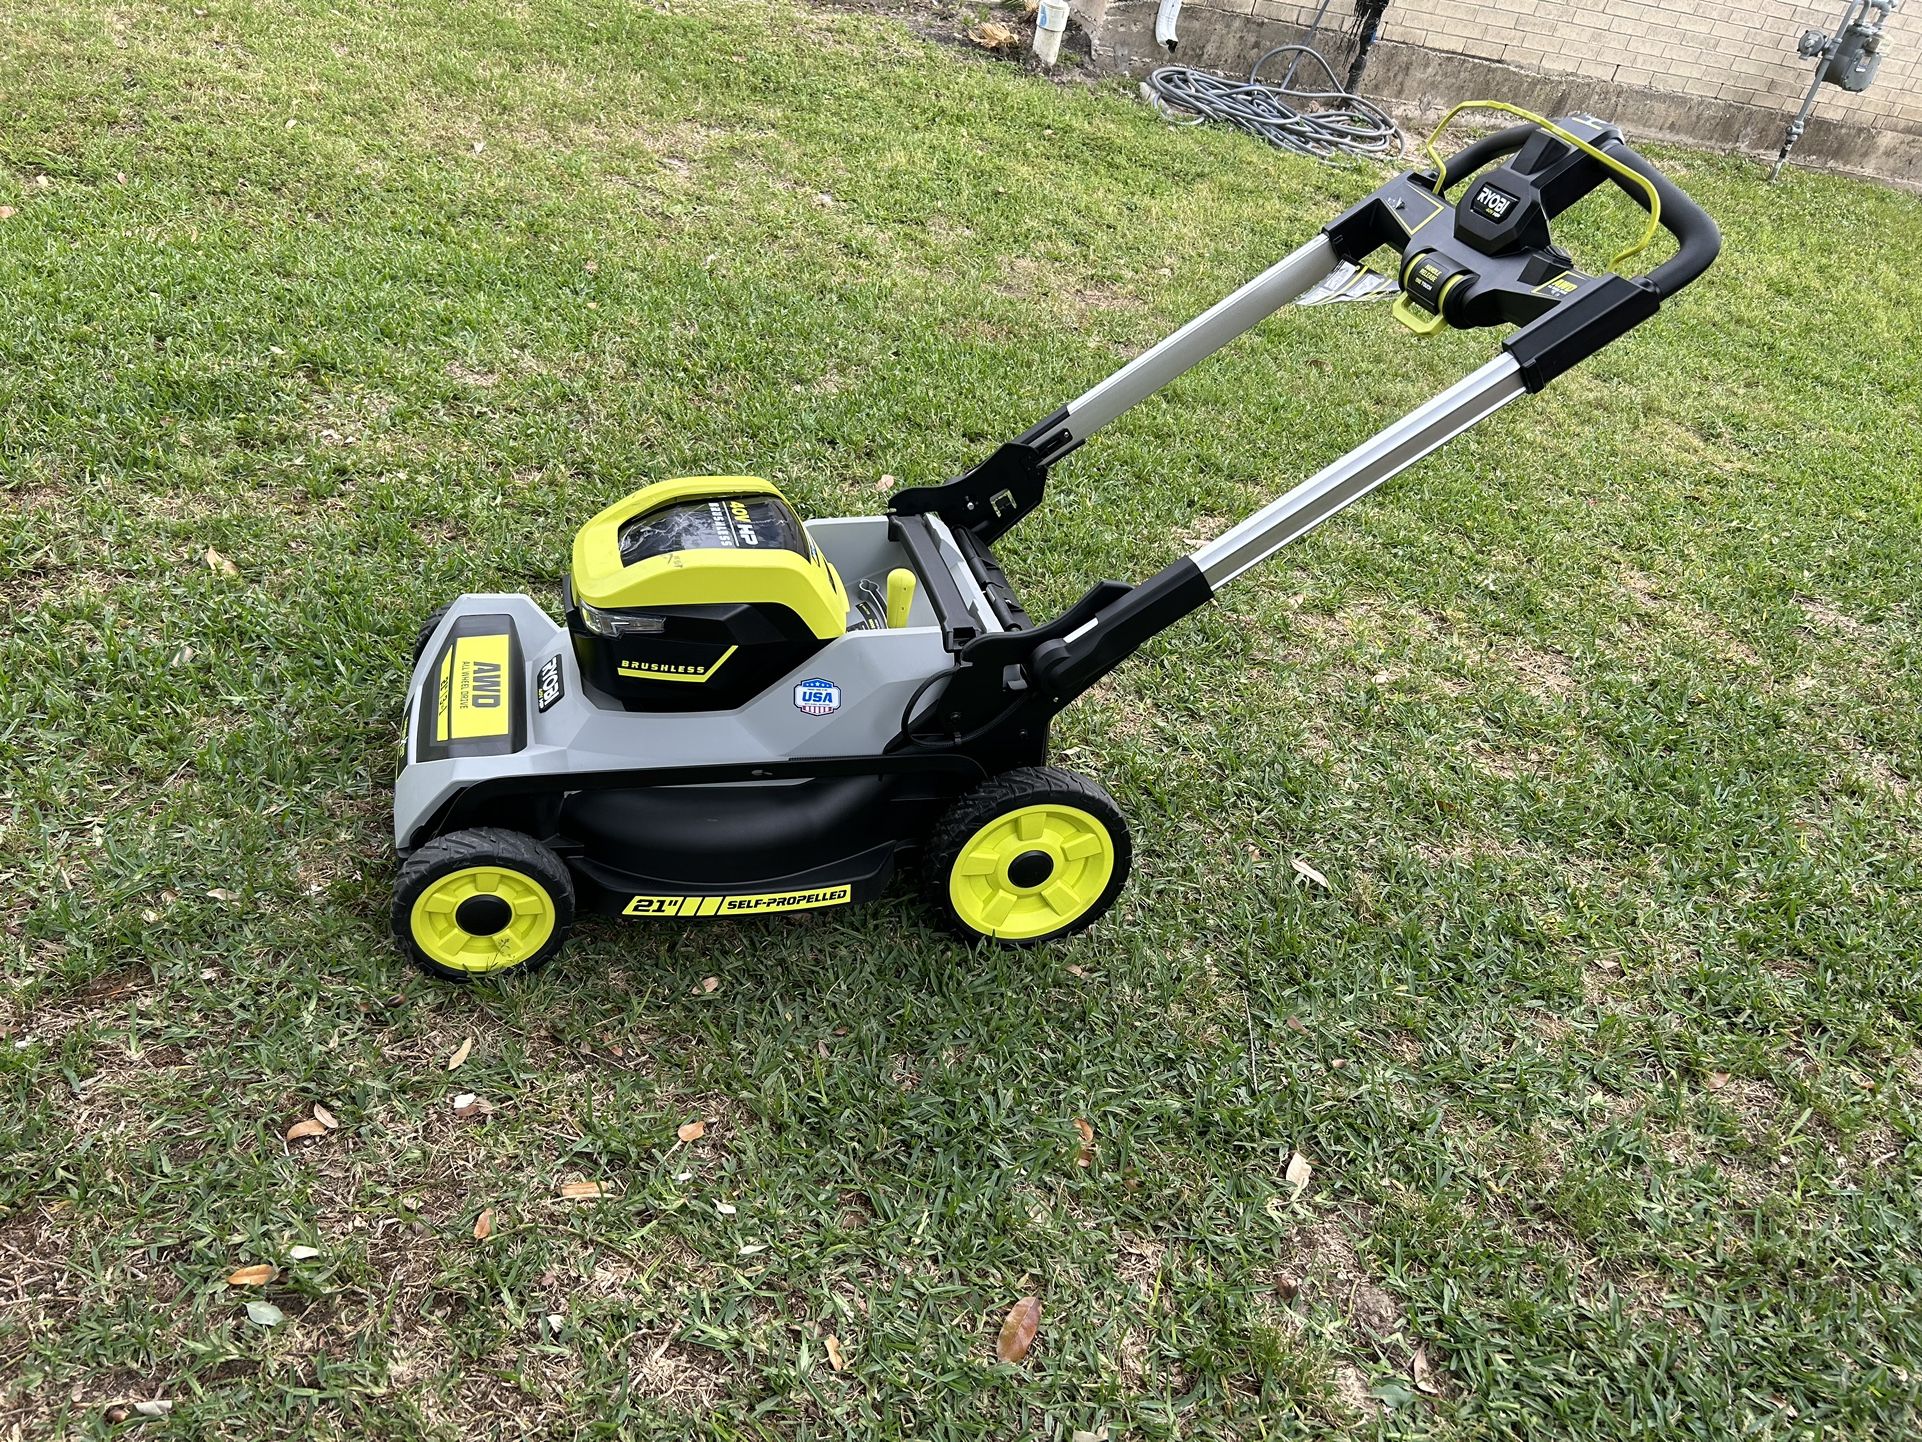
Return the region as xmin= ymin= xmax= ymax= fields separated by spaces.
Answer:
xmin=1800 ymin=15 xmax=1889 ymax=90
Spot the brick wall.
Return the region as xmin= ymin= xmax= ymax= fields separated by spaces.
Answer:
xmin=1238 ymin=0 xmax=1921 ymax=128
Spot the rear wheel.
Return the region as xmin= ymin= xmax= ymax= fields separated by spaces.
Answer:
xmin=924 ymin=767 xmax=1131 ymax=946
xmin=393 ymin=828 xmax=574 ymax=981
xmin=411 ymin=605 xmax=452 ymax=667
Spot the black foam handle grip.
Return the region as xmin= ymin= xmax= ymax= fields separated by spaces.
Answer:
xmin=1598 ymin=140 xmax=1722 ymax=299
xmin=1430 ymin=124 xmax=1535 ymax=190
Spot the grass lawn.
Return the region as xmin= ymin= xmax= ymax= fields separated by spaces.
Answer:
xmin=4 ymin=0 xmax=1922 ymax=1436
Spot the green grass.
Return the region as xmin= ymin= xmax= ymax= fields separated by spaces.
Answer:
xmin=3 ymin=0 xmax=1921 ymax=1436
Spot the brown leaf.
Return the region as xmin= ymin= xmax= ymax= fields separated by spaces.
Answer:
xmin=874 ymin=474 xmax=897 ymax=491
xmin=1412 ymin=1343 xmax=1441 ymax=1395
xmin=1705 ymin=1070 xmax=1732 ymax=1092
xmin=473 ymin=1208 xmax=495 ymax=1240
xmin=206 ymin=887 xmax=241 ymax=902
xmin=1283 ymin=1150 xmax=1313 ymax=1198
xmin=696 ymin=976 xmax=720 ymax=995
xmin=452 ymin=1094 xmax=494 ymax=1119
xmin=311 ymin=1103 xmax=338 ymax=1131
xmin=996 ymin=1296 xmax=1042 ymax=1363
xmin=677 ymin=1119 xmax=707 ymax=1143
xmin=1285 ymin=1015 xmax=1308 ymax=1033
xmin=446 ymin=1036 xmax=473 ymax=1071
xmin=824 ymin=1332 xmax=846 ymax=1371
xmin=1073 ymin=1118 xmax=1094 ymax=1168
xmin=203 ymin=546 xmax=238 ymax=577
xmin=0 ymin=206 xmax=15 ymax=220
xmin=557 ymin=1180 xmax=603 ymax=1200
xmin=1290 ymin=857 xmax=1330 ymax=889
xmin=969 ymin=19 xmax=1020 ymax=49
xmin=285 ymin=1118 xmax=327 ymax=1141
xmin=226 ymin=1264 xmax=275 ymax=1286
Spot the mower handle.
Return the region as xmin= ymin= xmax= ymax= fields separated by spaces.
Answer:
xmin=1595 ymin=138 xmax=1720 ymax=299
xmin=1430 ymin=123 xmax=1720 ymax=301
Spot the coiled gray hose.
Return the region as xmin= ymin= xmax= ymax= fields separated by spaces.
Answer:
xmin=1145 ymin=45 xmax=1401 ymax=162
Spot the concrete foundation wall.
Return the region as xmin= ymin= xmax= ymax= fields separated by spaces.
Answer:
xmin=1094 ymin=0 xmax=1922 ymax=186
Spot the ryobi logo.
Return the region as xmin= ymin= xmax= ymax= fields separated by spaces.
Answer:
xmin=1473 ymin=183 xmax=1517 ymax=221
xmin=793 ymin=677 xmax=840 ymax=716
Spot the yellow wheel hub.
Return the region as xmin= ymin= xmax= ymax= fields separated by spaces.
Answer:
xmin=949 ymin=803 xmax=1116 ymax=941
xmin=409 ymin=865 xmax=557 ymax=974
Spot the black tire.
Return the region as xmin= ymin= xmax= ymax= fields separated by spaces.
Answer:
xmin=392 ymin=827 xmax=575 ymax=982
xmin=923 ymin=766 xmax=1132 ymax=946
xmin=412 ymin=605 xmax=453 ymax=667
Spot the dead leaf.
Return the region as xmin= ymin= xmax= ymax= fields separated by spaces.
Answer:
xmin=875 ymin=473 xmax=897 ymax=491
xmin=1412 ymin=1343 xmax=1440 ymax=1395
xmin=996 ymin=1296 xmax=1042 ymax=1363
xmin=1706 ymin=1070 xmax=1732 ymax=1092
xmin=287 ymin=1245 xmax=320 ymax=1262
xmin=226 ymin=1264 xmax=275 ymax=1286
xmin=1284 ymin=1151 xmax=1313 ymax=1198
xmin=474 ymin=1208 xmax=495 ymax=1240
xmin=714 ymin=1201 xmax=737 ymax=1216
xmin=312 ymin=1103 xmax=338 ymax=1130
xmin=1285 ymin=1015 xmax=1308 ymax=1033
xmin=1291 ymin=857 xmax=1330 ymax=889
xmin=131 ymin=1400 xmax=173 ymax=1419
xmin=0 ymin=206 xmax=14 ymax=220
xmin=969 ymin=19 xmax=1020 ymax=49
xmin=825 ymin=1332 xmax=846 ymax=1371
xmin=206 ymin=887 xmax=241 ymax=902
xmin=203 ymin=546 xmax=238 ymax=577
xmin=696 ymin=976 xmax=720 ymax=995
xmin=737 ymin=1241 xmax=769 ymax=1256
xmin=557 ymin=1180 xmax=603 ymax=1200
xmin=1073 ymin=1117 xmax=1094 ymax=1168
xmin=471 ymin=139 xmax=486 ymax=154
xmin=284 ymin=1118 xmax=327 ymax=1141
xmin=677 ymin=1119 xmax=707 ymax=1143
xmin=446 ymin=1036 xmax=473 ymax=1070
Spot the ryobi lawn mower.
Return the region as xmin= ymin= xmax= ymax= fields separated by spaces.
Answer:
xmin=390 ymin=106 xmax=1720 ymax=979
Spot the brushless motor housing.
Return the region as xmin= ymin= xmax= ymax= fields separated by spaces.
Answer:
xmin=565 ymin=477 xmax=848 ymax=711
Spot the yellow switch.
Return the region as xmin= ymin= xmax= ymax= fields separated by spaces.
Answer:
xmin=886 ymin=567 xmax=917 ymax=628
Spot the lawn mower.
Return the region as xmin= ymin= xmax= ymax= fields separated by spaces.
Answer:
xmin=390 ymin=105 xmax=1720 ymax=979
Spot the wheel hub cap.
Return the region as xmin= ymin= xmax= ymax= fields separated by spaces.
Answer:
xmin=949 ymin=804 xmax=1115 ymax=941
xmin=410 ymin=866 xmax=558 ymax=973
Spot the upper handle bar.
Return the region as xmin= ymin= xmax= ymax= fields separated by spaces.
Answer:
xmin=1598 ymin=139 xmax=1720 ymax=299
xmin=1430 ymin=119 xmax=1721 ymax=300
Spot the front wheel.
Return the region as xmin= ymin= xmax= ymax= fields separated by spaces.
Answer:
xmin=393 ymin=828 xmax=575 ymax=981
xmin=924 ymin=767 xmax=1132 ymax=946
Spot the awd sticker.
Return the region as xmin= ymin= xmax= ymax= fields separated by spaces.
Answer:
xmin=793 ymin=677 xmax=840 ymax=716
xmin=438 ymin=634 xmax=511 ymax=742
xmin=623 ymin=886 xmax=852 ymax=917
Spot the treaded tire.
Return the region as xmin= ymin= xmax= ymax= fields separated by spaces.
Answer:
xmin=392 ymin=827 xmax=575 ymax=982
xmin=923 ymin=766 xmax=1132 ymax=947
xmin=412 ymin=605 xmax=453 ymax=668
